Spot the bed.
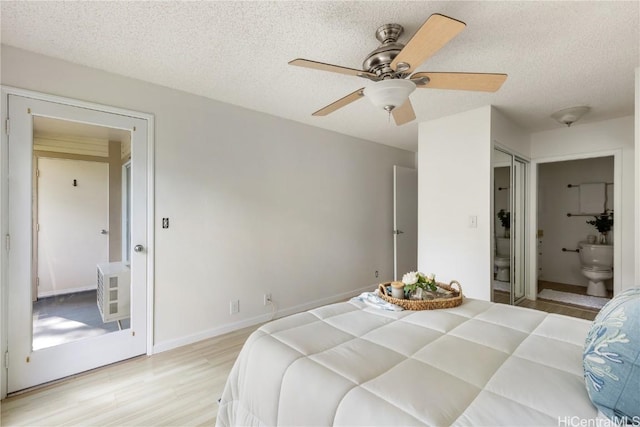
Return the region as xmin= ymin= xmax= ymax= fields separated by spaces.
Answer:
xmin=216 ymin=297 xmax=601 ymax=426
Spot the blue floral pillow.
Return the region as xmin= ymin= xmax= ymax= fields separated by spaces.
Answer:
xmin=583 ymin=287 xmax=640 ymax=422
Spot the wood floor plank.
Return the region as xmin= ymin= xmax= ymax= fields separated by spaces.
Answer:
xmin=1 ymin=325 xmax=259 ymax=426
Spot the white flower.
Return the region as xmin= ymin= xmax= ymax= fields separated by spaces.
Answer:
xmin=402 ymin=271 xmax=419 ymax=285
xmin=426 ymin=273 xmax=435 ymax=282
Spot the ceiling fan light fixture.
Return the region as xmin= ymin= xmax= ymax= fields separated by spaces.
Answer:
xmin=364 ymin=79 xmax=416 ymax=112
xmin=551 ymin=106 xmax=590 ymax=127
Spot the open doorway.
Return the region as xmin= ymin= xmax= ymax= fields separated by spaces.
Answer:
xmin=535 ymin=156 xmax=614 ymax=314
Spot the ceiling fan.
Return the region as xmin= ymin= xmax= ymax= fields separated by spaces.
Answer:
xmin=289 ymin=13 xmax=507 ymax=126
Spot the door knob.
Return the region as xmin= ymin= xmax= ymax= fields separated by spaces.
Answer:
xmin=393 ymin=230 xmax=404 ymax=235
xmin=133 ymin=244 xmax=144 ymax=253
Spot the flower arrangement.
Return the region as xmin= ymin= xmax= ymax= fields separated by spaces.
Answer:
xmin=586 ymin=212 xmax=613 ymax=233
xmin=402 ymin=271 xmax=437 ymax=293
xmin=497 ymin=209 xmax=510 ymax=229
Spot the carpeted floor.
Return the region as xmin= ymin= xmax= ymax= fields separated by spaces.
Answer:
xmin=32 ymin=290 xmax=130 ymax=350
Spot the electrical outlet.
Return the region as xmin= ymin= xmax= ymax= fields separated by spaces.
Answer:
xmin=230 ymin=300 xmax=239 ymax=314
xmin=264 ymin=293 xmax=272 ymax=306
xmin=375 ymin=270 xmax=379 ymax=278
xmin=162 ymin=218 xmax=169 ymax=229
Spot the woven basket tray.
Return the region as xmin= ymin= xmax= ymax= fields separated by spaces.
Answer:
xmin=378 ymin=280 xmax=463 ymax=310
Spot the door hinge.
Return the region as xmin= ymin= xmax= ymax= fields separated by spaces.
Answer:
xmin=4 ymin=351 xmax=8 ymax=368
xmin=4 ymin=118 xmax=9 ymax=135
xmin=36 ymin=169 xmax=40 ymax=178
xmin=36 ymin=223 xmax=40 ymax=232
xmin=36 ymin=277 xmax=40 ymax=287
xmin=5 ymin=234 xmax=10 ymax=252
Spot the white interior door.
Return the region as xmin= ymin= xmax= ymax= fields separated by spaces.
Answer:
xmin=37 ymin=158 xmax=109 ymax=297
xmin=393 ymin=166 xmax=418 ymax=280
xmin=7 ymin=94 xmax=149 ymax=393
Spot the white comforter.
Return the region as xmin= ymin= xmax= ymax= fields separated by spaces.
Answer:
xmin=217 ymin=298 xmax=599 ymax=426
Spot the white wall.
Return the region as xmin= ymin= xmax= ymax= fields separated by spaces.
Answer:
xmin=491 ymin=107 xmax=531 ymax=159
xmin=537 ymin=157 xmax=614 ymax=288
xmin=37 ymin=158 xmax=109 ymax=296
xmin=418 ymin=106 xmax=492 ymax=300
xmin=0 ymin=46 xmax=415 ymax=352
xmin=531 ymin=116 xmax=635 ymax=292
xmin=636 ymin=67 xmax=640 ymax=285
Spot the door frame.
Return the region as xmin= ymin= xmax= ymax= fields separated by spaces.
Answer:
xmin=492 ymin=144 xmax=530 ymax=305
xmin=0 ymin=86 xmax=155 ymax=399
xmin=529 ymin=149 xmax=622 ymax=300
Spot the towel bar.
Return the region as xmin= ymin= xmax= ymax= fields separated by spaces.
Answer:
xmin=567 ymin=183 xmax=613 ymax=188
xmin=567 ymin=213 xmax=603 ymax=217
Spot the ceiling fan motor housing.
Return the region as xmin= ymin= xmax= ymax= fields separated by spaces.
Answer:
xmin=362 ymin=24 xmax=407 ymax=79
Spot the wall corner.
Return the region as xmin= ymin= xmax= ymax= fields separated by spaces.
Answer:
xmin=635 ymin=67 xmax=639 ymax=284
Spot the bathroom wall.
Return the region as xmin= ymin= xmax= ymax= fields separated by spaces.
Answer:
xmin=537 ymin=157 xmax=614 ymax=288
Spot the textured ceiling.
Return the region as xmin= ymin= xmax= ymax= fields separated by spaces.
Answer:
xmin=1 ymin=1 xmax=638 ymax=152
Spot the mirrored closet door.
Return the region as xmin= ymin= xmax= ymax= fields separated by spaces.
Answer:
xmin=492 ymin=147 xmax=528 ymax=305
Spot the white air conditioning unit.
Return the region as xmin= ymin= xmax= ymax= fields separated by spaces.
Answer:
xmin=97 ymin=262 xmax=131 ymax=323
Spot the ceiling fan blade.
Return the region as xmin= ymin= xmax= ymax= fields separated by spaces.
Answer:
xmin=391 ymin=14 xmax=466 ymax=74
xmin=289 ymin=59 xmax=376 ymax=79
xmin=412 ymin=72 xmax=507 ymax=92
xmin=392 ymin=99 xmax=416 ymax=126
xmin=312 ymin=88 xmax=365 ymax=116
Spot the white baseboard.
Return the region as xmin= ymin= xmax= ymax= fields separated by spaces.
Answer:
xmin=152 ymin=284 xmax=375 ymax=354
xmin=38 ymin=285 xmax=96 ymax=298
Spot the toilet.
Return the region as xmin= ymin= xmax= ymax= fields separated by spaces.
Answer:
xmin=494 ymin=237 xmax=510 ymax=282
xmin=578 ymin=242 xmax=613 ymax=297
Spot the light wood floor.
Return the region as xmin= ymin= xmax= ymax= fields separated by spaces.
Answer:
xmin=0 ymin=325 xmax=259 ymax=426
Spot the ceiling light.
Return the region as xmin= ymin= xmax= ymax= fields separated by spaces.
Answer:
xmin=551 ymin=106 xmax=590 ymax=127
xmin=364 ymin=79 xmax=416 ymax=112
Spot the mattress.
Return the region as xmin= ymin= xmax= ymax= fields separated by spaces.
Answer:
xmin=216 ymin=298 xmax=599 ymax=426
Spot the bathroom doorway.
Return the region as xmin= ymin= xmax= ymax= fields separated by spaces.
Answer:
xmin=492 ymin=146 xmax=528 ymax=306
xmin=535 ymin=156 xmax=614 ymax=313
